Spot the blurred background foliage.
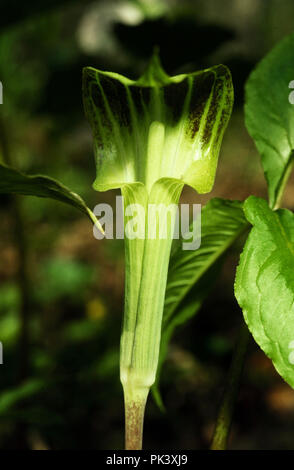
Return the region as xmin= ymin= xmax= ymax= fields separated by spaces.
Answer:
xmin=0 ymin=0 xmax=294 ymax=450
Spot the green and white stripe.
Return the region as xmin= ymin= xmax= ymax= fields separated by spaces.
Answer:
xmin=83 ymin=54 xmax=233 ymax=194
xmin=83 ymin=54 xmax=233 ymax=447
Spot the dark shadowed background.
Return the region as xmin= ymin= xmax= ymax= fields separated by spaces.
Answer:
xmin=0 ymin=0 xmax=294 ymax=450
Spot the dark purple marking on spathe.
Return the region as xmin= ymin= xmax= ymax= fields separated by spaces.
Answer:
xmin=202 ymin=77 xmax=223 ymax=144
xmin=163 ymin=78 xmax=189 ymax=124
xmin=188 ymin=71 xmax=215 ymax=139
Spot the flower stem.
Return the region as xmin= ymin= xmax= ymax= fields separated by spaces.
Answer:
xmin=120 ymin=180 xmax=183 ymax=450
xmin=210 ymin=321 xmax=250 ymax=450
xmin=123 ymin=383 xmax=149 ymax=450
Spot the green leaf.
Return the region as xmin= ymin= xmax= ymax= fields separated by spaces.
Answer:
xmin=152 ymin=198 xmax=248 ymax=407
xmin=152 ymin=264 xmax=220 ymax=410
xmin=0 ymin=379 xmax=44 ymax=416
xmin=83 ymin=53 xmax=233 ymax=194
xmin=235 ymin=196 xmax=294 ymax=388
xmin=0 ymin=163 xmax=103 ymax=231
xmin=245 ymin=32 xmax=294 ymax=208
xmin=164 ymin=198 xmax=247 ymax=325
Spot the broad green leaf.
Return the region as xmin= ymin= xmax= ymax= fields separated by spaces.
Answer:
xmin=152 ymin=264 xmax=220 ymax=410
xmin=164 ymin=198 xmax=247 ymax=324
xmin=83 ymin=54 xmax=233 ymax=194
xmin=235 ymin=196 xmax=294 ymax=388
xmin=152 ymin=198 xmax=248 ymax=407
xmin=0 ymin=163 xmax=103 ymax=231
xmin=245 ymin=33 xmax=294 ymax=208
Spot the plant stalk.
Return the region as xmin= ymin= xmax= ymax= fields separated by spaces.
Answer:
xmin=0 ymin=116 xmax=30 ymax=381
xmin=123 ymin=383 xmax=149 ymax=450
xmin=210 ymin=321 xmax=250 ymax=450
xmin=120 ymin=180 xmax=183 ymax=450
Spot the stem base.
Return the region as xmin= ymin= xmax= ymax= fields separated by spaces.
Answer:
xmin=123 ymin=383 xmax=149 ymax=450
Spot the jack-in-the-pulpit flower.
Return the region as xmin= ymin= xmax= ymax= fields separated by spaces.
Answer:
xmin=83 ymin=54 xmax=233 ymax=449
